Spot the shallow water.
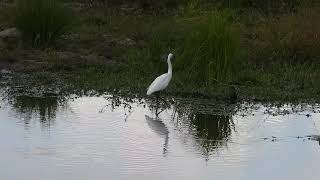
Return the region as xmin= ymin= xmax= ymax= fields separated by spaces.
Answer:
xmin=1 ymin=93 xmax=320 ymax=180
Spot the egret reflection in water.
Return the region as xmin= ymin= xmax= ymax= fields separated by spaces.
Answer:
xmin=145 ymin=115 xmax=169 ymax=155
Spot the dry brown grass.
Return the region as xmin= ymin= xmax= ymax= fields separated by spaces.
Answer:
xmin=249 ymin=7 xmax=320 ymax=66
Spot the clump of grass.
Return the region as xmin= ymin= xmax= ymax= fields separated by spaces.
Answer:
xmin=13 ymin=0 xmax=71 ymax=47
xmin=176 ymin=11 xmax=239 ymax=85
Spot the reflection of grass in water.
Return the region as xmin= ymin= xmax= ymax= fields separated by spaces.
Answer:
xmin=12 ymin=95 xmax=59 ymax=127
xmin=191 ymin=113 xmax=232 ymax=154
xmin=172 ymin=98 xmax=236 ymax=158
xmin=175 ymin=112 xmax=233 ymax=158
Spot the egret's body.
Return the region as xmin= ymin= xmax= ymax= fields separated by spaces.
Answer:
xmin=147 ymin=53 xmax=173 ymax=95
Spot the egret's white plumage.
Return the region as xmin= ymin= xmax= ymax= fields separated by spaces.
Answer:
xmin=147 ymin=53 xmax=173 ymax=95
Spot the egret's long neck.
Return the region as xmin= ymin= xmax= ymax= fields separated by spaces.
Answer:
xmin=167 ymin=57 xmax=172 ymax=75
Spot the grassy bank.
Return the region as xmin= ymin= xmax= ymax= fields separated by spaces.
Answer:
xmin=0 ymin=0 xmax=320 ymax=102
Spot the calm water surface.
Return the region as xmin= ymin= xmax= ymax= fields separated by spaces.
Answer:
xmin=1 ymin=93 xmax=320 ymax=180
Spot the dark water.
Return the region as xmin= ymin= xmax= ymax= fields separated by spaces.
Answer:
xmin=1 ymin=93 xmax=320 ymax=180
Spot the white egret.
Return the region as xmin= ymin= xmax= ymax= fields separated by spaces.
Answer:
xmin=146 ymin=53 xmax=173 ymax=96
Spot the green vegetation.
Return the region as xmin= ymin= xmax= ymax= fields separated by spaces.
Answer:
xmin=13 ymin=0 xmax=71 ymax=47
xmin=0 ymin=0 xmax=320 ymax=102
xmin=176 ymin=12 xmax=238 ymax=84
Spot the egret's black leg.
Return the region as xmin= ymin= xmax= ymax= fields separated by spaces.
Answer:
xmin=154 ymin=91 xmax=160 ymax=113
xmin=156 ymin=108 xmax=165 ymax=116
xmin=155 ymin=92 xmax=160 ymax=105
xmin=155 ymin=91 xmax=165 ymax=116
xmin=158 ymin=91 xmax=170 ymax=107
xmin=159 ymin=96 xmax=168 ymax=105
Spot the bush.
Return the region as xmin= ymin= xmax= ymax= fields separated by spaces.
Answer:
xmin=13 ymin=0 xmax=71 ymax=47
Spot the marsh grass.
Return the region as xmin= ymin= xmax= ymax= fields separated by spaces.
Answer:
xmin=13 ymin=0 xmax=71 ymax=47
xmin=2 ymin=0 xmax=320 ymax=101
xmin=176 ymin=12 xmax=239 ymax=85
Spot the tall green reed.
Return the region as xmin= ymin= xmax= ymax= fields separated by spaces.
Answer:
xmin=176 ymin=11 xmax=239 ymax=85
xmin=13 ymin=0 xmax=71 ymax=47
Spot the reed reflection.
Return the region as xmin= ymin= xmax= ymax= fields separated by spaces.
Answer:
xmin=190 ymin=113 xmax=232 ymax=157
xmin=11 ymin=95 xmax=59 ymax=127
xmin=172 ymin=99 xmax=234 ymax=159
